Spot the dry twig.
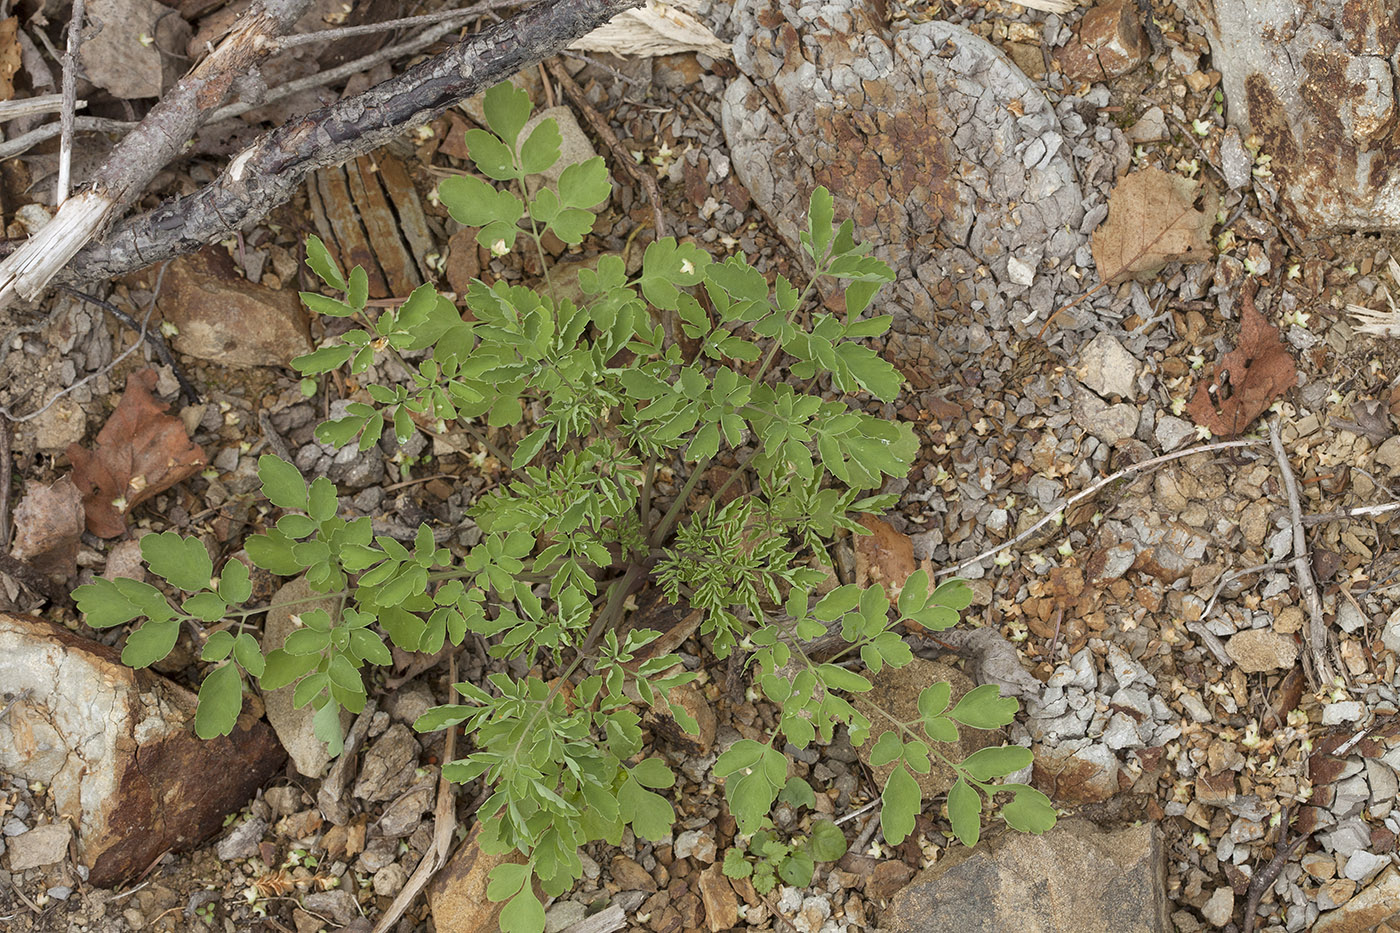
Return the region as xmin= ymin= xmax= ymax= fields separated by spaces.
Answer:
xmin=0 ymin=414 xmax=10 ymax=551
xmin=0 ymin=0 xmax=313 ymax=308
xmin=370 ymin=655 xmax=459 ymax=933
xmin=941 ymin=438 xmax=1263 ymax=576
xmin=1242 ymin=807 xmax=1308 ymax=933
xmin=1268 ymin=419 xmax=1333 ymax=687
xmin=56 ymin=0 xmax=86 ymax=205
xmin=55 ymin=0 xmax=645 ymax=287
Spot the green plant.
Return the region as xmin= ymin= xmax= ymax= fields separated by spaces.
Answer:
xmin=73 ymin=81 xmax=1055 ymax=933
xmin=721 ymin=776 xmax=847 ymax=893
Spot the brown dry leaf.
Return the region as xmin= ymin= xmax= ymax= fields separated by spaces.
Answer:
xmin=9 ymin=475 xmax=85 ymax=579
xmin=1186 ymin=289 xmax=1297 ymax=437
xmin=853 ymin=515 xmax=915 ymax=604
xmin=1090 ymin=166 xmax=1214 ymax=284
xmin=68 ymin=369 xmax=207 ymax=538
xmin=0 ymin=18 xmax=19 ymax=101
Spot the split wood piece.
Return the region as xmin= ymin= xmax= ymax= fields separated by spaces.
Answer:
xmin=348 ymin=155 xmax=420 ymax=297
xmin=0 ymin=0 xmax=313 ymax=309
xmin=314 ymin=163 xmax=390 ymax=297
xmin=58 ymin=0 xmax=646 ymax=288
xmin=376 ymin=154 xmax=437 ymax=286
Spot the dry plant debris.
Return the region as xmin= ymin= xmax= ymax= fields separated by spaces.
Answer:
xmin=1186 ymin=289 xmax=1298 ymax=437
xmin=9 ymin=476 xmax=84 ymax=580
xmin=1090 ymin=166 xmax=1214 ymax=284
xmin=66 ymin=368 xmax=207 ymax=538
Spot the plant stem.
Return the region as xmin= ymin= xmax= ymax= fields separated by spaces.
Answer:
xmin=648 ymin=455 xmax=711 ymax=548
xmin=638 ymin=456 xmax=657 ymax=541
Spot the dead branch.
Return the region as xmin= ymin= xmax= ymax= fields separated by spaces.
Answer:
xmin=941 ymin=438 xmax=1264 ymax=577
xmin=54 ymin=0 xmax=645 ymax=287
xmin=0 ymin=0 xmax=313 ymax=308
xmin=1268 ymin=419 xmax=1334 ymax=687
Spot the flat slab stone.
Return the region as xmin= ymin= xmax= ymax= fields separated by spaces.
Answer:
xmin=0 ymin=614 xmax=284 ymax=886
xmin=885 ymin=818 xmax=1168 ymax=932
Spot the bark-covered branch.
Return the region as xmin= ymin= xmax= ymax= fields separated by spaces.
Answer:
xmin=58 ymin=0 xmax=644 ymax=286
xmin=0 ymin=0 xmax=313 ymax=305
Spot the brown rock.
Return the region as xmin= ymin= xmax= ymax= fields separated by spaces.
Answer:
xmin=446 ymin=226 xmax=482 ymax=295
xmin=1032 ymin=742 xmax=1124 ymax=805
xmin=0 ymin=614 xmax=284 ymax=886
xmin=698 ymin=865 xmax=739 ymax=931
xmin=1224 ymin=629 xmax=1298 ymax=673
xmin=868 ymin=859 xmax=917 ymax=901
xmin=885 ymin=819 xmax=1166 ymax=933
xmin=1313 ymin=867 xmax=1400 ymax=932
xmin=429 ymin=824 xmax=525 ymax=933
xmin=859 ymin=659 xmax=1002 ymax=800
xmin=648 ymin=681 xmax=718 ymax=755
xmin=854 ymin=514 xmax=916 ymax=606
xmin=158 ymin=247 xmax=313 ymax=369
xmin=611 ymin=854 xmax=658 ymax=892
xmin=1055 ymin=2 xmax=1150 ymax=81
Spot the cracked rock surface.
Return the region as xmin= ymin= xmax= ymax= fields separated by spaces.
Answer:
xmin=722 ymin=0 xmax=1089 ymax=382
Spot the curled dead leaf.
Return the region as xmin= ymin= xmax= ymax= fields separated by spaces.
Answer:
xmin=68 ymin=369 xmax=207 ymax=538
xmin=1090 ymin=166 xmax=1214 ymax=285
xmin=1186 ymin=289 xmax=1297 ymax=437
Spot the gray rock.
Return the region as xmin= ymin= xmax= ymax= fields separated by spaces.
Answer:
xmin=353 ymin=724 xmax=421 ymax=803
xmin=1072 ymin=386 xmax=1140 ymax=444
xmin=216 ymin=816 xmax=267 ymax=861
xmin=1187 ymin=0 xmax=1400 ymax=232
xmin=545 ymin=900 xmax=588 ymax=933
xmin=6 ymin=824 xmax=70 ymax=871
xmin=1342 ymin=850 xmax=1389 ymax=884
xmin=1153 ymin=415 xmax=1196 ymax=452
xmin=885 ymin=819 xmax=1167 ymax=932
xmin=1219 ymin=128 xmax=1253 ymax=190
xmin=304 ymin=890 xmax=361 ymax=926
xmin=1381 ymin=606 xmax=1400 ymax=656
xmin=1127 ymin=106 xmax=1167 ymax=143
xmin=722 ymin=8 xmax=1084 ymax=370
xmin=0 ymin=615 xmax=282 ymax=886
xmin=261 ymin=578 xmax=352 ymax=778
xmin=1075 ymin=333 xmax=1139 ymax=399
xmin=1201 ymin=886 xmax=1234 ymax=927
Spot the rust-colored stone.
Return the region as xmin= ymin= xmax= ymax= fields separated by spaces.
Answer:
xmin=429 ymin=824 xmax=527 ymax=933
xmin=158 ymin=247 xmax=313 ymax=368
xmin=0 ymin=614 xmax=285 ymax=887
xmin=1055 ymin=2 xmax=1150 ymax=81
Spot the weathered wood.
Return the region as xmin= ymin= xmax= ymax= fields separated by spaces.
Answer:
xmin=0 ymin=0 xmax=313 ymax=305
xmin=58 ymin=0 xmax=644 ymax=286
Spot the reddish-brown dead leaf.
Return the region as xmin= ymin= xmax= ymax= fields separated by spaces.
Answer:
xmin=10 ymin=475 xmax=84 ymax=579
xmin=1090 ymin=166 xmax=1214 ymax=284
xmin=854 ymin=515 xmax=916 ymax=606
xmin=1186 ymin=289 xmax=1297 ymax=437
xmin=68 ymin=369 xmax=207 ymax=538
